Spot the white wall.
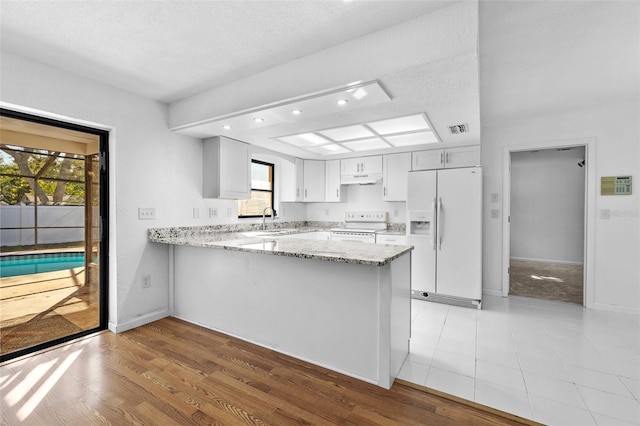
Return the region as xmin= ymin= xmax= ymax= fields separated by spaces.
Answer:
xmin=510 ymin=148 xmax=585 ymax=264
xmin=480 ymin=1 xmax=639 ymax=313
xmin=305 ymin=184 xmax=406 ymax=224
xmin=0 ymin=51 xmax=306 ymax=331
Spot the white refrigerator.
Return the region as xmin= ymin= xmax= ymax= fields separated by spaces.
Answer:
xmin=406 ymin=167 xmax=482 ymax=307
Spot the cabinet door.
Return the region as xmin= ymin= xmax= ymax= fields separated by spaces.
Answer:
xmin=204 ymin=136 xmax=251 ymax=199
xmin=361 ymin=155 xmax=383 ymax=174
xmin=303 ymin=160 xmax=325 ymax=202
xmin=325 ymin=160 xmax=343 ymax=202
xmin=294 ymin=158 xmax=304 ymax=202
xmin=383 ymin=153 xmax=411 ymax=201
xmin=412 ymin=149 xmax=444 ymax=171
xmin=444 ymin=146 xmax=480 ymax=169
xmin=341 ymin=158 xmax=360 ymax=176
xmin=376 ymin=235 xmax=407 ymax=245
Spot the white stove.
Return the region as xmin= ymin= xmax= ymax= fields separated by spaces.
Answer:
xmin=330 ymin=211 xmax=388 ymax=243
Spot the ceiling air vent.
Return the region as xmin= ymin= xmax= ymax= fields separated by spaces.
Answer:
xmin=447 ymin=123 xmax=469 ymax=134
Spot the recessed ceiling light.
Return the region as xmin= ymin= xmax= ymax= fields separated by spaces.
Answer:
xmin=222 ymin=124 xmax=232 ymax=130
xmin=291 ymin=109 xmax=302 ymax=115
xmin=253 ymin=118 xmax=264 ymax=123
xmin=336 ymin=99 xmax=348 ymax=106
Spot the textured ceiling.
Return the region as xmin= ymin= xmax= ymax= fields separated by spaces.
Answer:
xmin=0 ymin=0 xmax=481 ymax=159
xmin=0 ymin=0 xmax=456 ymax=103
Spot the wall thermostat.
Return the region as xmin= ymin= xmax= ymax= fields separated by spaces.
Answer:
xmin=601 ymin=176 xmax=632 ymax=195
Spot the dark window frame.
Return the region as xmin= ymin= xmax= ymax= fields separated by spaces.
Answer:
xmin=0 ymin=108 xmax=109 ymax=363
xmin=238 ymin=159 xmax=275 ymax=219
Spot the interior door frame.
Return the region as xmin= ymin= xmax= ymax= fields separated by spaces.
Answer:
xmin=501 ymin=137 xmax=596 ymax=308
xmin=0 ymin=107 xmax=110 ymax=362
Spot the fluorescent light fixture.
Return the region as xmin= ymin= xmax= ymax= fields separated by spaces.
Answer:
xmin=306 ymin=144 xmax=351 ymax=155
xmin=351 ymin=88 xmax=368 ymax=100
xmin=318 ymin=125 xmax=374 ymax=141
xmin=368 ymin=114 xmax=429 ymax=135
xmin=222 ymin=125 xmax=232 ymax=130
xmin=277 ymin=133 xmax=331 ymax=147
xmin=291 ymin=109 xmax=302 ymax=115
xmin=342 ymin=137 xmax=390 ymax=152
xmin=386 ymin=131 xmax=439 ymax=147
xmin=336 ymin=99 xmax=349 ymax=106
xmin=253 ymin=117 xmax=264 ymax=123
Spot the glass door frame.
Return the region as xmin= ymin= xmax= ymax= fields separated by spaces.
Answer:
xmin=0 ymin=108 xmax=109 ymax=362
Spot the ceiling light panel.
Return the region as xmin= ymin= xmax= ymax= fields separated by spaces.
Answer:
xmin=386 ymin=131 xmax=439 ymax=147
xmin=367 ymin=114 xmax=429 ymax=135
xmin=341 ymin=137 xmax=390 ymax=152
xmin=318 ymin=125 xmax=374 ymax=141
xmin=306 ymin=144 xmax=351 ymax=155
xmin=277 ymin=133 xmax=331 ymax=147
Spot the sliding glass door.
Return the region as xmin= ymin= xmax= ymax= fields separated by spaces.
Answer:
xmin=0 ymin=109 xmax=108 ymax=361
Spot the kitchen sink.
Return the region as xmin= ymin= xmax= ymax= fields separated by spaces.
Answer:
xmin=237 ymin=240 xmax=278 ymax=250
xmin=242 ymin=229 xmax=296 ymax=237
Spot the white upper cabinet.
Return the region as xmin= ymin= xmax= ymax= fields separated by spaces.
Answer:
xmin=294 ymin=158 xmax=304 ymax=202
xmin=412 ymin=145 xmax=480 ymax=171
xmin=325 ymin=159 xmax=344 ymax=203
xmin=341 ymin=155 xmax=383 ymax=176
xmin=303 ymin=160 xmax=325 ymax=202
xmin=203 ymin=136 xmax=250 ymax=199
xmin=383 ymin=153 xmax=411 ymax=201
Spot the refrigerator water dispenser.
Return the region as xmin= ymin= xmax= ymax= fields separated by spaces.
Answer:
xmin=408 ymin=211 xmax=433 ymax=237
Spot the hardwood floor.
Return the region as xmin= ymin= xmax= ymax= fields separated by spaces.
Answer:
xmin=0 ymin=317 xmax=535 ymax=425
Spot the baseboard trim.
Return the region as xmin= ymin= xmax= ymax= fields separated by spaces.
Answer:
xmin=483 ymin=289 xmax=503 ymax=297
xmin=112 ymin=309 xmax=171 ymax=333
xmin=510 ymin=257 xmax=583 ymax=266
xmin=592 ymin=302 xmax=640 ymax=316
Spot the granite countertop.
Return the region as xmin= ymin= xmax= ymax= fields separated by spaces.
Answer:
xmin=149 ymin=225 xmax=412 ymax=267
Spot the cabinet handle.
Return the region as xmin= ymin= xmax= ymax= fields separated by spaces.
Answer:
xmin=305 ymin=189 xmax=308 ymax=198
xmin=336 ymin=189 xmax=339 ymax=198
xmin=446 ymin=152 xmax=450 ymax=163
xmin=384 ymin=187 xmax=387 ymax=196
xmin=296 ymin=188 xmax=299 ymax=197
xmin=440 ymin=152 xmax=444 ymax=164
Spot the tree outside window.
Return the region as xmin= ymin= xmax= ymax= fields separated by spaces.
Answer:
xmin=238 ymin=160 xmax=274 ymax=218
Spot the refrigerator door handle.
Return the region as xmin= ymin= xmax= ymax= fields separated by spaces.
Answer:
xmin=431 ymin=198 xmax=437 ymax=250
xmin=437 ymin=197 xmax=443 ymax=250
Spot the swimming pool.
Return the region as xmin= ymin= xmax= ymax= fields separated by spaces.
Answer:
xmin=0 ymin=252 xmax=85 ymax=278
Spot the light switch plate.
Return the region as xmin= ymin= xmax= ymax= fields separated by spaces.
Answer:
xmin=138 ymin=207 xmax=156 ymax=220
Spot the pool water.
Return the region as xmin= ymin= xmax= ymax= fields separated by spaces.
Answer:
xmin=0 ymin=253 xmax=85 ymax=278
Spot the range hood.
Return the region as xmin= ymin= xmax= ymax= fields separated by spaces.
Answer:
xmin=340 ymin=173 xmax=383 ymax=185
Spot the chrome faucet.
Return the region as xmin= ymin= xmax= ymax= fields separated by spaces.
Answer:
xmin=262 ymin=206 xmax=277 ymax=230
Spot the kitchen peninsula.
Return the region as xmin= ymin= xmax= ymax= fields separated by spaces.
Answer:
xmin=149 ymin=225 xmax=412 ymax=389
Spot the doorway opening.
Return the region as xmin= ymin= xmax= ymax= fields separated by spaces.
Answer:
xmin=507 ymin=146 xmax=586 ymax=305
xmin=0 ymin=109 xmax=109 ymax=362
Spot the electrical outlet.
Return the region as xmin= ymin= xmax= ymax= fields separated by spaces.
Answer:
xmin=138 ymin=207 xmax=156 ymax=220
xmin=393 ymin=209 xmax=399 ymax=217
xmin=491 ymin=193 xmax=500 ymax=203
xmin=325 ymin=209 xmax=330 ymax=216
xmin=142 ymin=275 xmax=151 ymax=288
xmin=491 ymin=209 xmax=500 ymax=219
xmin=193 ymin=207 xmax=200 ymax=218
xmin=209 ymin=208 xmax=218 ymax=218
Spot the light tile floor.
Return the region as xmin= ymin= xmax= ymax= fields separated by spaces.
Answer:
xmin=398 ymin=295 xmax=640 ymax=425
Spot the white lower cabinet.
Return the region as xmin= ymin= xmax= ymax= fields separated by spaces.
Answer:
xmin=376 ymin=234 xmax=407 ymax=245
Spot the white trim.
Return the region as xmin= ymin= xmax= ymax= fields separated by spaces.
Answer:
xmin=112 ymin=309 xmax=171 ymax=333
xmin=510 ymin=257 xmax=584 ymax=266
xmin=483 ymin=289 xmax=503 ymax=297
xmin=502 ymin=137 xmax=596 ymax=308
xmin=592 ymin=302 xmax=640 ymax=316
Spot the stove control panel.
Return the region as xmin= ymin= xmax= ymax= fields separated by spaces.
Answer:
xmin=345 ymin=211 xmax=388 ymax=223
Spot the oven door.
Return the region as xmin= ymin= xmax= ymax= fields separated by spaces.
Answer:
xmin=330 ymin=231 xmax=376 ymax=243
